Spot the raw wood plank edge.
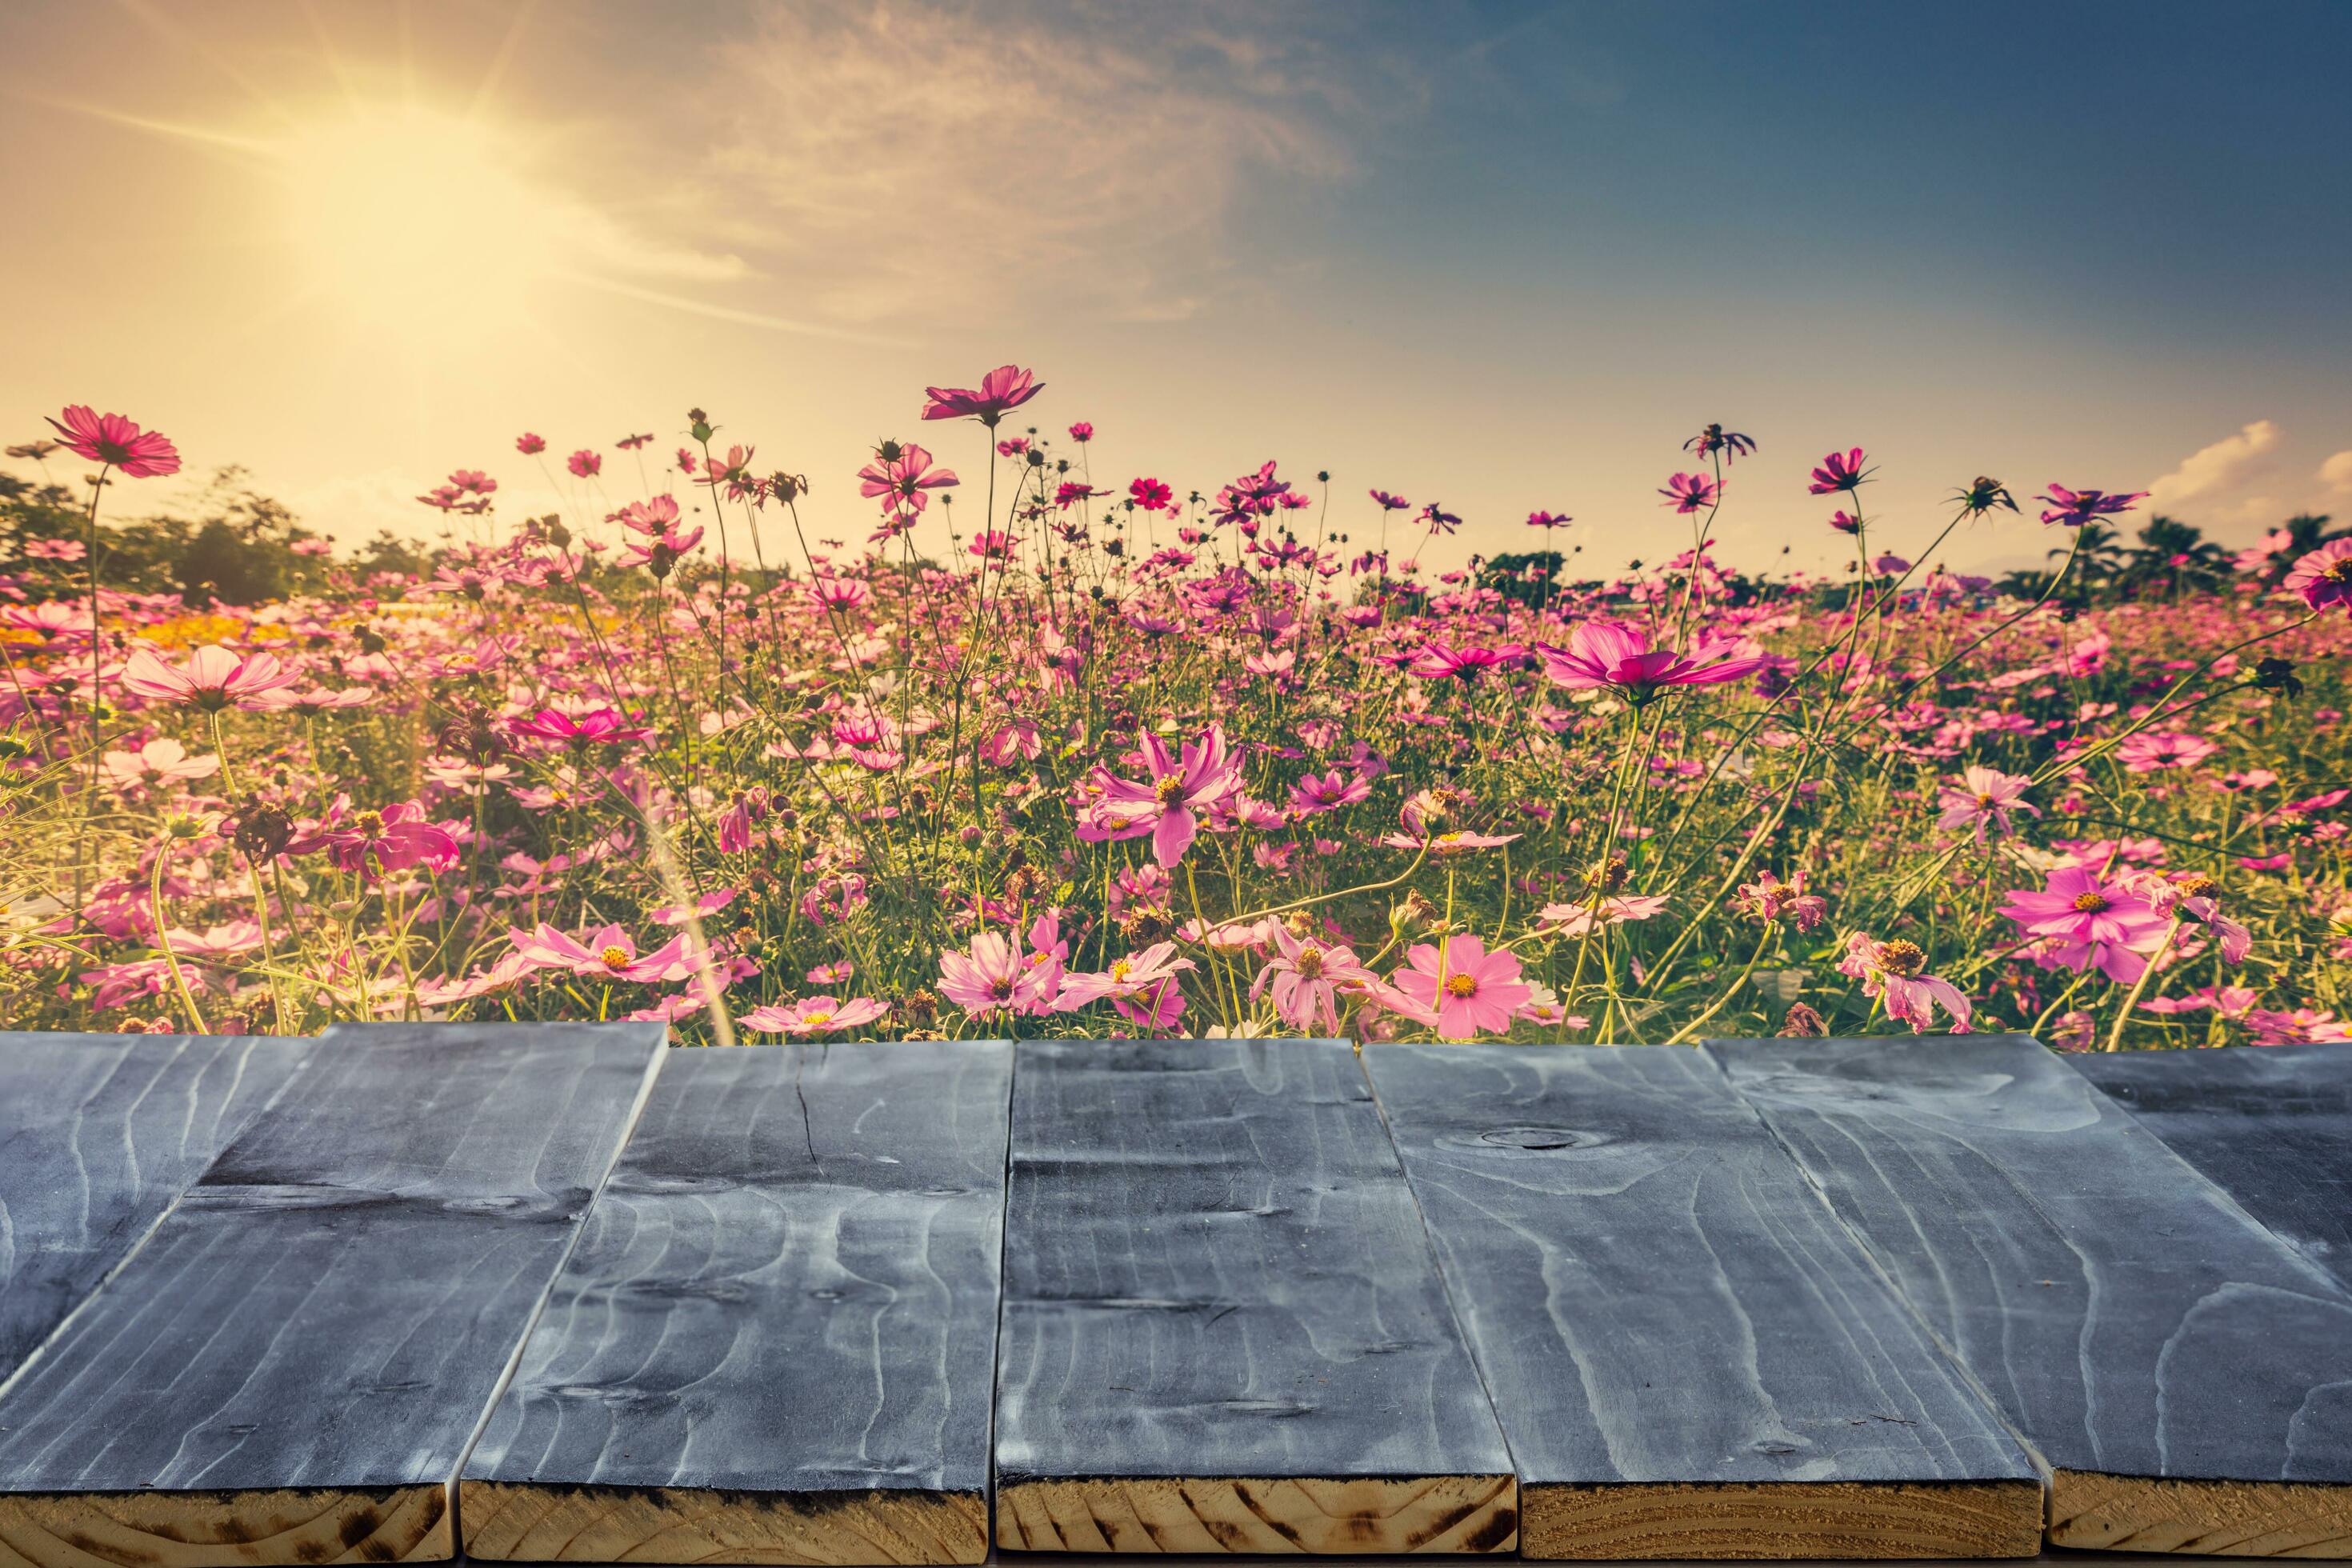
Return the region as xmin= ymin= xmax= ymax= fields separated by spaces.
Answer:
xmin=0 ymin=1485 xmax=449 ymax=1567
xmin=2050 ymin=1470 xmax=2352 ymax=1558
xmin=1521 ymin=1478 xmax=2043 ymax=1560
xmin=993 ymin=1474 xmax=1517 ymax=1554
xmin=458 ymin=1480 xmax=986 ymax=1565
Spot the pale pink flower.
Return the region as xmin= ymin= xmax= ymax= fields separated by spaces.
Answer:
xmin=1388 ymin=935 xmax=1532 ymax=1041
xmin=1077 ymin=724 xmax=1246 ymax=867
xmin=1936 ymin=766 xmax=2039 ymax=843
xmin=2285 ymin=538 xmax=2352 ymax=612
xmin=508 ymin=922 xmax=693 ymax=983
xmin=938 ymin=930 xmax=1058 ymax=1017
xmin=119 ymin=646 xmax=300 ymax=712
xmin=103 ymin=738 xmax=220 ymax=790
xmin=1250 ymin=927 xmax=1377 ymax=1034
xmin=1535 ymin=622 xmax=1762 ymax=704
xmin=738 ymin=995 xmax=889 ymax=1035
xmin=46 ymin=406 xmax=181 ymax=477
xmin=1837 ymin=934 xmax=1971 ymax=1034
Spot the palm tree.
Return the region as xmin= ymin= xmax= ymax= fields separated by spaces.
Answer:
xmin=2122 ymin=514 xmax=2230 ymax=599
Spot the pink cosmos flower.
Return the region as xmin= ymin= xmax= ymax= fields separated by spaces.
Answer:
xmin=1290 ymin=769 xmax=1371 ymax=814
xmin=922 ymin=364 xmax=1043 ymax=426
xmin=510 ymin=922 xmax=694 ymax=982
xmin=1129 ymin=476 xmax=1174 ymax=511
xmin=2037 ymin=482 xmax=2150 ymax=528
xmin=1078 ymin=723 xmax=1246 ymax=867
xmin=738 ymin=995 xmax=889 ymax=1036
xmin=2284 ymin=538 xmax=2352 ymax=612
xmin=1731 ymin=870 xmax=1826 ymax=930
xmin=1535 ymin=621 xmax=1763 ymax=705
xmin=516 ymin=433 xmax=546 ymax=454
xmin=2116 ymin=731 xmax=2220 ymax=773
xmin=1409 ymin=642 xmax=1512 ymax=682
xmin=1056 ymin=942 xmax=1194 ymax=1014
xmin=1251 ymin=926 xmax=1378 ymax=1034
xmin=46 ymin=406 xmax=181 ymax=477
xmin=103 ymin=738 xmax=220 ymax=790
xmin=1935 ymin=766 xmax=2039 ymax=844
xmin=938 ymin=930 xmax=1059 ymax=1017
xmin=297 ymin=802 xmax=459 ymax=878
xmin=1067 ymin=421 xmax=1094 ymax=442
xmin=858 ymin=442 xmax=958 ymax=515
xmin=26 ymin=537 xmax=85 ymax=561
xmin=1536 ymin=895 xmax=1671 ymax=937
xmin=1837 ymin=934 xmax=1971 ymax=1034
xmin=1370 ymin=490 xmax=1411 ymax=512
xmin=1388 ymin=935 xmax=1532 ymax=1042
xmin=1807 ymin=448 xmax=1871 ymax=494
xmin=567 ymin=449 xmax=602 ymax=478
xmin=508 ymin=706 xmax=654 ymax=746
xmin=1999 ymin=866 xmax=2171 ymax=983
xmin=1526 ymin=510 xmax=1573 ymax=530
xmin=1658 ymin=472 xmax=1722 ymax=513
xmin=118 ymin=646 xmax=300 ymax=712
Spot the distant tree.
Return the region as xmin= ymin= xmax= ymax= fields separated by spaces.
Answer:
xmin=2121 ymin=514 xmax=2230 ymax=599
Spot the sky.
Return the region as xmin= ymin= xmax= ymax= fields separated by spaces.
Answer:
xmin=4 ymin=0 xmax=2350 ymax=580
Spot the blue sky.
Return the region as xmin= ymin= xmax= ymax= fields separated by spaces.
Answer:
xmin=3 ymin=0 xmax=2347 ymax=575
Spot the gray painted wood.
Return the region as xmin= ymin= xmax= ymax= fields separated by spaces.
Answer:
xmin=2070 ymin=1044 xmax=2352 ymax=1292
xmin=0 ymin=1032 xmax=310 ymax=1384
xmin=464 ymin=1039 xmax=1011 ymax=1498
xmin=1362 ymin=1042 xmax=2038 ymax=1488
xmin=994 ymin=1038 xmax=1513 ymax=1485
xmin=0 ymin=1021 xmax=663 ymax=1496
xmin=1710 ymin=1033 xmax=2352 ymax=1485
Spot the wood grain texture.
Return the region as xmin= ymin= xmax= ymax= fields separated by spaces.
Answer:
xmin=994 ymin=1475 xmax=1518 ymax=1554
xmin=2070 ymin=1044 xmax=2352 ymax=1292
xmin=1362 ymin=1043 xmax=2042 ymax=1560
xmin=1711 ymin=1034 xmax=2352 ymax=1556
xmin=0 ymin=1021 xmax=666 ymax=1568
xmin=461 ymin=1041 xmax=1012 ymax=1566
xmin=1522 ymin=1479 xmax=2046 ymax=1560
xmin=0 ymin=1033 xmax=310 ymax=1383
xmin=995 ymin=1038 xmax=1515 ymax=1554
xmin=2050 ymin=1470 xmax=2352 ymax=1556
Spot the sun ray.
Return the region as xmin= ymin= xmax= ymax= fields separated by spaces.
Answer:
xmin=554 ymin=272 xmax=913 ymax=348
xmin=23 ymin=96 xmax=282 ymax=165
xmin=469 ymin=0 xmax=541 ymax=125
xmin=110 ymin=0 xmax=301 ymax=127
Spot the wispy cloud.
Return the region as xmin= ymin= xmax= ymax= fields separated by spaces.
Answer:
xmin=2146 ymin=418 xmax=2279 ymax=510
xmin=2144 ymin=419 xmax=2352 ymax=534
xmin=687 ymin=1 xmax=1366 ymax=326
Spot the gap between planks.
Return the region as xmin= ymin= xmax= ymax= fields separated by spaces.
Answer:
xmin=461 ymin=1480 xmax=989 ymax=1565
xmin=0 ymin=1486 xmax=449 ymax=1568
xmin=2050 ymin=1470 xmax=2352 ymax=1558
xmin=1522 ymin=1478 xmax=2043 ymax=1560
xmin=993 ymin=1474 xmax=1518 ymax=1554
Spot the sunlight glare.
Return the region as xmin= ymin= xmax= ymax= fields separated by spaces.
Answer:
xmin=282 ymin=108 xmax=559 ymax=340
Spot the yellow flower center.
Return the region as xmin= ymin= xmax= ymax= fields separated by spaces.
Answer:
xmin=1975 ymin=792 xmax=1995 ymax=807
xmin=1877 ymin=939 xmax=1926 ymax=978
xmin=1154 ymin=775 xmax=1186 ymax=803
xmin=1294 ymin=946 xmax=1324 ymax=978
xmin=1445 ymin=973 xmax=1478 ymax=998
xmin=600 ymin=945 xmax=631 ymax=970
xmin=351 ymin=810 xmax=386 ymax=835
xmin=2072 ymin=892 xmax=2110 ymax=914
xmin=803 ymin=1012 xmax=833 ymax=1028
xmin=1110 ymin=959 xmax=1133 ymax=982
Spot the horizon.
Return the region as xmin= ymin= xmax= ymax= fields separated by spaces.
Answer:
xmin=6 ymin=0 xmax=2350 ymax=582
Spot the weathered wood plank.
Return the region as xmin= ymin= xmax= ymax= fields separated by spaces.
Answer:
xmin=1710 ymin=1034 xmax=2352 ymax=1557
xmin=1362 ymin=1042 xmax=2042 ymax=1560
xmin=460 ymin=1040 xmax=1011 ymax=1566
xmin=0 ymin=1021 xmax=665 ymax=1568
xmin=0 ymin=1033 xmax=310 ymax=1385
xmin=994 ymin=1038 xmax=1517 ymax=1555
xmin=2070 ymin=1043 xmax=2352 ymax=1293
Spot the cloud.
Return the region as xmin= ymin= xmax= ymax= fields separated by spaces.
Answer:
xmin=2321 ymin=449 xmax=2352 ymax=495
xmin=2145 ymin=418 xmax=2279 ymax=510
xmin=688 ymin=1 xmax=1365 ymax=327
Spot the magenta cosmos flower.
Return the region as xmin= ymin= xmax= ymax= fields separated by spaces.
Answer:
xmin=46 ymin=406 xmax=181 ymax=478
xmin=296 ymin=802 xmax=460 ymax=878
xmin=566 ymin=449 xmax=602 ymax=478
xmin=1999 ymin=866 xmax=2170 ymax=982
xmin=1535 ymin=621 xmax=1763 ymax=706
xmin=922 ymin=364 xmax=1043 ymax=426
xmin=1806 ymin=447 xmax=1871 ymax=495
xmin=1935 ymin=766 xmax=2038 ymax=844
xmin=119 ymin=645 xmax=299 ymax=712
xmin=508 ymin=706 xmax=655 ymax=746
xmin=2036 ymin=482 xmax=2149 ymax=528
xmin=1078 ymin=723 xmax=1246 ymax=867
xmin=857 ymin=442 xmax=958 ymax=515
xmin=1658 ymin=472 xmax=1722 ymax=513
xmin=1836 ymin=934 xmax=1971 ymax=1034
xmin=1388 ymin=934 xmax=1532 ymax=1042
xmin=2284 ymin=537 xmax=2352 ymax=612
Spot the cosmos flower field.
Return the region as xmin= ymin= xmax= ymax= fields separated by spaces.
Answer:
xmin=4 ymin=379 xmax=2349 ymax=1050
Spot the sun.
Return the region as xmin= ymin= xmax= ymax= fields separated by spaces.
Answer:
xmin=280 ymin=107 xmax=562 ymax=340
